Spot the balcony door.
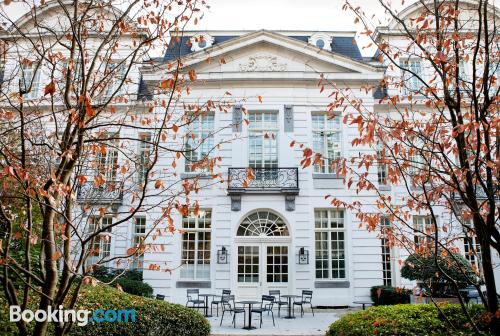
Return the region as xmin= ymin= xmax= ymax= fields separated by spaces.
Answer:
xmin=234 ymin=211 xmax=291 ymax=299
xmin=248 ymin=111 xmax=279 ymax=169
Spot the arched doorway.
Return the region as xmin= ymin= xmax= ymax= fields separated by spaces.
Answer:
xmin=234 ymin=211 xmax=291 ymax=299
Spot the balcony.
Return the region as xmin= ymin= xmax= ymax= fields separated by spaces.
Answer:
xmin=227 ymin=167 xmax=299 ymax=211
xmin=76 ymin=180 xmax=123 ymax=206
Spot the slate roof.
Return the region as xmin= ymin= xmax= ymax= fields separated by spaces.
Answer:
xmin=162 ymin=33 xmax=364 ymax=62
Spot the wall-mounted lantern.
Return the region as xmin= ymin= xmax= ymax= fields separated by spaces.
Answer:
xmin=297 ymin=247 xmax=309 ymax=265
xmin=217 ymin=246 xmax=228 ymax=264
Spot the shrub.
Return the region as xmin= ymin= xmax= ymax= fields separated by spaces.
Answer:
xmin=370 ymin=286 xmax=411 ymax=305
xmin=327 ymin=304 xmax=492 ymax=336
xmin=90 ymin=266 xmax=153 ymax=297
xmin=72 ymin=284 xmax=210 ymax=336
xmin=401 ymin=251 xmax=478 ymax=297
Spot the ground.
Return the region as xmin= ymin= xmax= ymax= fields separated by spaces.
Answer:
xmin=207 ymin=307 xmax=353 ymax=336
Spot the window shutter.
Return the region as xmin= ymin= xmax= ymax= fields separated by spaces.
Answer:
xmin=232 ymin=104 xmax=242 ymax=132
xmin=284 ymin=105 xmax=294 ymax=132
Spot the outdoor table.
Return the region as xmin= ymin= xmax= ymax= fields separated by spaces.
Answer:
xmin=237 ymin=300 xmax=261 ymax=330
xmin=199 ymin=294 xmax=218 ymax=317
xmin=353 ymin=300 xmax=373 ymax=310
xmin=281 ymin=295 xmax=300 ymax=319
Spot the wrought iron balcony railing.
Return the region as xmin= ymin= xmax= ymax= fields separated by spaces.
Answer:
xmin=76 ymin=180 xmax=123 ymax=205
xmin=227 ymin=167 xmax=299 ymax=192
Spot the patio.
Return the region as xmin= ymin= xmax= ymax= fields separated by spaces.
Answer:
xmin=208 ymin=308 xmax=346 ymax=336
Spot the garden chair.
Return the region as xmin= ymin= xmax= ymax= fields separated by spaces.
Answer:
xmin=251 ymin=295 xmax=275 ymax=327
xmin=293 ymin=290 xmax=314 ymax=317
xmin=220 ymin=295 xmax=245 ymax=328
xmin=186 ymin=289 xmax=204 ymax=312
xmin=269 ymin=290 xmax=288 ymax=317
xmin=211 ymin=289 xmax=231 ymax=316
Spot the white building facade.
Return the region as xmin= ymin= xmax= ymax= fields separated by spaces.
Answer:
xmin=2 ymin=1 xmax=498 ymax=307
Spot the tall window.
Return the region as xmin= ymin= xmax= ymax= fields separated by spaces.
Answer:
xmin=377 ymin=147 xmax=388 ymax=185
xmin=180 ymin=210 xmax=211 ymax=279
xmin=402 ymin=59 xmax=423 ymax=94
xmin=315 ymin=209 xmax=346 ymax=279
xmin=103 ymin=62 xmax=126 ymax=99
xmin=312 ymin=113 xmax=341 ymax=174
xmin=464 ymin=235 xmax=482 ymax=274
xmin=88 ymin=216 xmax=112 ymax=263
xmin=185 ymin=115 xmax=214 ymax=172
xmin=131 ymin=217 xmax=146 ymax=269
xmin=96 ymin=135 xmax=119 ymax=181
xmin=413 ymin=216 xmax=433 ymax=249
xmin=137 ymin=133 xmax=152 ymax=184
xmin=380 ymin=216 xmax=393 ymax=286
xmin=20 ymin=62 xmax=41 ymax=100
xmin=248 ymin=111 xmax=278 ymax=169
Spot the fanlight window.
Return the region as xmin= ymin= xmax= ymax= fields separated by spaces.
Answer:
xmin=237 ymin=211 xmax=289 ymax=237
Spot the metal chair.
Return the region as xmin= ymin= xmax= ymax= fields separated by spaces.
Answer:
xmin=251 ymin=295 xmax=275 ymax=327
xmin=293 ymin=290 xmax=314 ymax=317
xmin=220 ymin=295 xmax=245 ymax=328
xmin=211 ymin=289 xmax=231 ymax=316
xmin=156 ymin=294 xmax=165 ymax=300
xmin=186 ymin=289 xmax=204 ymax=312
xmin=269 ymin=290 xmax=288 ymax=317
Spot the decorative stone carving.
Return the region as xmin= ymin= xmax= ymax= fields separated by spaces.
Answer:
xmin=239 ymin=55 xmax=287 ymax=72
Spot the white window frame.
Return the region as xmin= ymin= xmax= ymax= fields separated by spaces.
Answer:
xmin=137 ymin=133 xmax=152 ymax=184
xmin=248 ymin=111 xmax=279 ymax=169
xmin=180 ymin=209 xmax=212 ymax=280
xmin=20 ymin=62 xmax=41 ymax=100
xmin=88 ymin=216 xmax=112 ymax=263
xmin=380 ymin=216 xmax=393 ymax=286
xmin=312 ymin=113 xmax=342 ymax=174
xmin=96 ymin=134 xmax=119 ymax=181
xmin=314 ymin=209 xmax=347 ymax=280
xmin=401 ymin=59 xmax=423 ymax=95
xmin=413 ymin=215 xmax=434 ymax=249
xmin=184 ymin=114 xmax=214 ymax=172
xmin=377 ymin=146 xmax=388 ymax=185
xmin=103 ymin=61 xmax=126 ymax=99
xmin=131 ymin=216 xmax=146 ymax=269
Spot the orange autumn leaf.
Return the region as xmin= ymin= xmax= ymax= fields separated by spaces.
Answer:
xmin=44 ymin=81 xmax=56 ymax=96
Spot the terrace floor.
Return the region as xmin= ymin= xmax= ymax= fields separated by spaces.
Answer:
xmin=208 ymin=307 xmax=354 ymax=336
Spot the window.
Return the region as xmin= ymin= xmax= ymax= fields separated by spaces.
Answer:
xmin=464 ymin=235 xmax=482 ymax=274
xmin=401 ymin=59 xmax=423 ymax=94
xmin=180 ymin=210 xmax=211 ymax=279
xmin=377 ymin=147 xmax=388 ymax=185
xmin=185 ymin=115 xmax=214 ymax=172
xmin=380 ymin=217 xmax=393 ymax=286
xmin=96 ymin=135 xmax=119 ymax=181
xmin=137 ymin=133 xmax=152 ymax=184
xmin=312 ymin=113 xmax=342 ymax=174
xmin=408 ymin=151 xmax=425 ymax=178
xmin=315 ymin=209 xmax=346 ymax=279
xmin=248 ymin=111 xmax=278 ymax=169
xmin=413 ymin=216 xmax=433 ymax=249
xmin=88 ymin=216 xmax=112 ymax=263
xmin=20 ymin=62 xmax=41 ymax=100
xmin=131 ymin=217 xmax=146 ymax=269
xmin=103 ymin=62 xmax=126 ymax=99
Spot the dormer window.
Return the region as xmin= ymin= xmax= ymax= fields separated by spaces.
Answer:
xmin=190 ymin=33 xmax=214 ymax=52
xmin=309 ymin=33 xmax=332 ymax=51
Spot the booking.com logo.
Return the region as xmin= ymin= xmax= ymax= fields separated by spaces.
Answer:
xmin=10 ymin=306 xmax=136 ymax=326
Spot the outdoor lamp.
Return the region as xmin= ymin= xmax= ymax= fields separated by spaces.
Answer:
xmin=217 ymin=246 xmax=228 ymax=264
xmin=298 ymin=247 xmax=309 ymax=265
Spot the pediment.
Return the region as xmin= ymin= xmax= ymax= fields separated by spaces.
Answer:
xmin=176 ymin=30 xmax=380 ymax=76
xmin=192 ymin=41 xmax=358 ymax=74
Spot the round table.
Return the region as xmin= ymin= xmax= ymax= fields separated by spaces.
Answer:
xmin=199 ymin=294 xmax=218 ymax=317
xmin=237 ymin=300 xmax=261 ymax=330
xmin=353 ymin=300 xmax=373 ymax=310
xmin=281 ymin=295 xmax=300 ymax=319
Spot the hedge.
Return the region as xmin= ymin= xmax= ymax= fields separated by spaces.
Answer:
xmin=72 ymin=284 xmax=210 ymax=336
xmin=1 ymin=284 xmax=210 ymax=336
xmin=327 ymin=304 xmax=492 ymax=336
xmin=371 ymin=286 xmax=411 ymax=305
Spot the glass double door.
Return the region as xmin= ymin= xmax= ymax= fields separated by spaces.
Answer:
xmin=236 ymin=243 xmax=289 ymax=299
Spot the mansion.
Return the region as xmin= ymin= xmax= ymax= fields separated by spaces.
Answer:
xmin=1 ymin=0 xmax=498 ymax=307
